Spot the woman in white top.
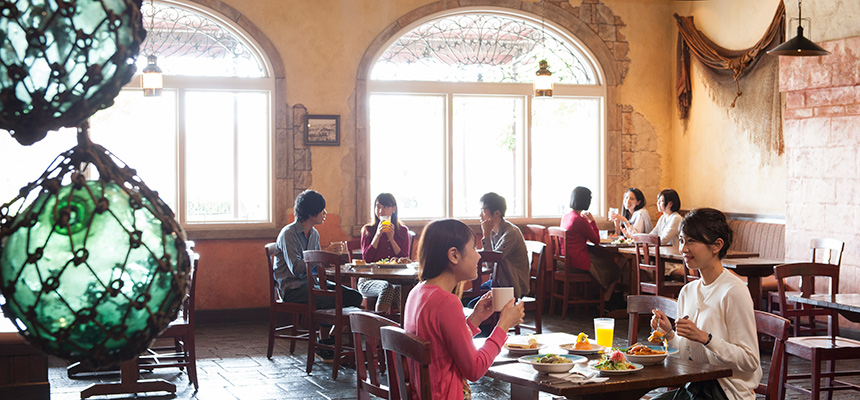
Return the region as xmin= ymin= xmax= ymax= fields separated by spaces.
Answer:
xmin=610 ymin=187 xmax=652 ymax=237
xmin=647 ymin=188 xmax=683 ymax=252
xmin=651 ymin=208 xmax=761 ymax=400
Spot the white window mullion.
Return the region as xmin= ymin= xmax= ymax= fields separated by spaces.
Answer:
xmin=446 ymin=92 xmax=454 ymax=219
xmin=177 ymin=89 xmax=187 ymax=224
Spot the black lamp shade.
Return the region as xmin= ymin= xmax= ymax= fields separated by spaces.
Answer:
xmin=768 ymin=25 xmax=830 ymax=56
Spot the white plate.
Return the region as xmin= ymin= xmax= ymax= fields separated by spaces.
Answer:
xmin=504 ymin=343 xmax=547 ymax=356
xmin=518 ymin=354 xmax=587 ymax=374
xmin=588 ymin=360 xmax=644 ymax=375
xmin=623 ymin=345 xmax=679 ymax=365
xmin=559 ymin=341 xmax=606 ymax=355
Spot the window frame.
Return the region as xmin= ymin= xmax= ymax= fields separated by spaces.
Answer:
xmin=365 ymin=9 xmax=608 ymax=226
xmin=126 ymin=1 xmax=278 ymax=233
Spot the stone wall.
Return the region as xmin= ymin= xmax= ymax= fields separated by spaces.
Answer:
xmin=780 ymin=36 xmax=860 ymax=329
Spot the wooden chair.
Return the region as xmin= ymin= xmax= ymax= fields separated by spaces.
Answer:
xmin=380 ymin=326 xmax=432 ymax=400
xmin=264 ymin=243 xmax=309 ymax=358
xmin=769 ymin=238 xmax=843 ymax=335
xmin=626 ymin=295 xmax=677 ymax=346
xmin=776 ymin=262 xmax=860 ymax=400
xmin=349 ymin=311 xmax=398 ymax=400
xmin=347 ymin=238 xmax=362 ymax=262
xmin=456 ymin=250 xmax=501 ymax=300
xmin=525 ymin=224 xmax=548 ymax=243
xmin=512 ymin=240 xmax=546 ymax=334
xmin=547 ymin=227 xmax=604 ymax=319
xmin=632 ymin=234 xmax=683 ymax=298
xmin=138 ymin=250 xmax=200 ymax=390
xmin=303 ymin=250 xmax=362 ymax=380
xmin=753 ymin=310 xmax=790 ymax=400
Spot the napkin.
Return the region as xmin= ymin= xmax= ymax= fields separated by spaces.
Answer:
xmin=547 ymin=365 xmax=609 ymax=385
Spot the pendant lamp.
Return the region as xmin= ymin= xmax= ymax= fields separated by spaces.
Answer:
xmin=768 ymin=0 xmax=830 ymax=56
xmin=533 ymin=0 xmax=553 ymax=97
xmin=142 ymin=1 xmax=164 ymax=96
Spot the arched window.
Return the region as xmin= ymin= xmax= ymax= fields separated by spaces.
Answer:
xmin=103 ymin=0 xmax=273 ymax=228
xmin=0 ymin=1 xmax=275 ymax=229
xmin=368 ymin=11 xmax=606 ymax=220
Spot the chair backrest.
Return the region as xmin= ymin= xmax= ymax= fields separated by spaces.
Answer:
xmin=525 ymin=224 xmax=548 ymax=243
xmin=265 ymin=242 xmax=282 ymax=303
xmin=303 ymin=250 xmax=346 ymax=313
xmin=185 ymin=250 xmax=200 ymax=323
xmin=547 ymin=226 xmax=566 ymax=272
xmin=811 ymin=238 xmax=844 ymax=267
xmin=347 ymin=238 xmax=362 ymax=262
xmin=524 ymin=240 xmax=546 ymax=299
xmin=406 ymin=230 xmax=416 ymax=258
xmin=526 ymin=224 xmax=551 ymax=275
xmin=350 ymin=311 xmax=398 ymax=400
xmin=753 ymin=310 xmax=790 ymax=400
xmin=380 ymin=326 xmax=431 ymax=400
xmin=774 ymin=262 xmax=840 ymax=335
xmin=632 ymin=234 xmax=670 ymax=295
xmin=626 ymin=295 xmax=677 ymax=345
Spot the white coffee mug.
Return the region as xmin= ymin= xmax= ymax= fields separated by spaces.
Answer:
xmin=491 ymin=287 xmax=515 ymax=312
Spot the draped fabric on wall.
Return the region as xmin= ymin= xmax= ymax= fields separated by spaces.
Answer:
xmin=675 ymin=0 xmax=786 ymax=119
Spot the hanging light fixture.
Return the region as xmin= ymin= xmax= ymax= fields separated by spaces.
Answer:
xmin=534 ymin=0 xmax=553 ymax=97
xmin=768 ymin=0 xmax=830 ymax=56
xmin=142 ymin=55 xmax=163 ymax=96
xmin=142 ymin=1 xmax=163 ymax=96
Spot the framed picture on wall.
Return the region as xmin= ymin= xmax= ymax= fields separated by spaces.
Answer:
xmin=304 ymin=114 xmax=340 ymax=146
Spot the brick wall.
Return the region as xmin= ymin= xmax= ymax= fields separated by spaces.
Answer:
xmin=779 ymin=36 xmax=860 ymax=330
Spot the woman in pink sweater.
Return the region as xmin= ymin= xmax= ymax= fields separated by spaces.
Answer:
xmin=404 ymin=219 xmax=525 ymax=400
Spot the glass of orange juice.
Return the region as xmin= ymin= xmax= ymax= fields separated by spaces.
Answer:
xmin=594 ymin=318 xmax=615 ymax=348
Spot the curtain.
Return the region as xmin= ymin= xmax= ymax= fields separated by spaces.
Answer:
xmin=675 ymin=1 xmax=785 ymax=119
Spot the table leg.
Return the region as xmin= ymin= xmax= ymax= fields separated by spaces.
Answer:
xmin=747 ymin=277 xmax=762 ymax=310
xmin=80 ymin=357 xmax=175 ymax=398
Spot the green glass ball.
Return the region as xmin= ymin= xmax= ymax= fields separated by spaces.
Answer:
xmin=0 ymin=180 xmax=189 ymax=366
xmin=0 ymin=0 xmax=146 ymax=145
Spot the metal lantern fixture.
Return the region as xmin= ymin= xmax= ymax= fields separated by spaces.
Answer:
xmin=534 ymin=0 xmax=554 ymax=97
xmin=534 ymin=60 xmax=554 ymax=97
xmin=768 ymin=0 xmax=830 ymax=56
xmin=142 ymin=54 xmax=164 ymax=96
xmin=141 ymin=1 xmax=163 ymax=96
xmin=0 ymin=0 xmax=146 ymax=145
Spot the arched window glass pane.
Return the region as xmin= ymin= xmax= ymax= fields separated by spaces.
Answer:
xmin=371 ymin=13 xmax=595 ymax=84
xmin=139 ymin=2 xmax=266 ymax=78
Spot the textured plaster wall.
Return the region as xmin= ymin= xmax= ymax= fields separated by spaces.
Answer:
xmin=193 ymin=0 xmax=675 ymax=310
xmin=669 ymin=0 xmax=786 ymax=215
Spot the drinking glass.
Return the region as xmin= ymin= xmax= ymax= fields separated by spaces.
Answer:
xmin=608 ymin=207 xmax=619 ymax=220
xmin=594 ymin=318 xmax=615 ymax=348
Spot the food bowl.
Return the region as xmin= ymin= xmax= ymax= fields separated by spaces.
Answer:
xmin=517 ymin=354 xmax=587 ymax=374
xmin=622 ymin=345 xmax=679 ymax=365
xmin=588 ymin=360 xmax=644 ymax=375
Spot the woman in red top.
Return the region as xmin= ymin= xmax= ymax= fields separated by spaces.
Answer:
xmin=560 ymin=186 xmax=621 ymax=301
xmin=404 ymin=219 xmax=524 ymax=400
xmin=359 ymin=193 xmax=411 ymax=313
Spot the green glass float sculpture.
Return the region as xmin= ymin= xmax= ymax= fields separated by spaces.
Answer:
xmin=0 ymin=0 xmax=145 ymax=145
xmin=0 ymin=125 xmax=189 ymax=367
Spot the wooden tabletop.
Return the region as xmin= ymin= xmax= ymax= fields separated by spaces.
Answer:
xmin=336 ymin=264 xmax=419 ymax=282
xmin=786 ymin=293 xmax=860 ymax=323
xmin=485 ymin=332 xmax=731 ymax=400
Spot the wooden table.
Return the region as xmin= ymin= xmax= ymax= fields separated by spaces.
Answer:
xmin=337 ymin=264 xmax=419 ymax=319
xmin=483 ymin=333 xmax=732 ymax=400
xmin=786 ymin=293 xmax=860 ymax=323
xmin=80 ymin=357 xmax=175 ymax=398
xmin=721 ymin=257 xmax=784 ymax=310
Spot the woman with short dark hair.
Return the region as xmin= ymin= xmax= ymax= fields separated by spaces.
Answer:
xmin=651 ymin=208 xmax=761 ymax=400
xmin=560 ymin=186 xmax=621 ymax=300
xmin=404 ymin=219 xmax=524 ymax=400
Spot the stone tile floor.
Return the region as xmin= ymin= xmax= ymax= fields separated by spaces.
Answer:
xmin=48 ymin=311 xmax=859 ymax=399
